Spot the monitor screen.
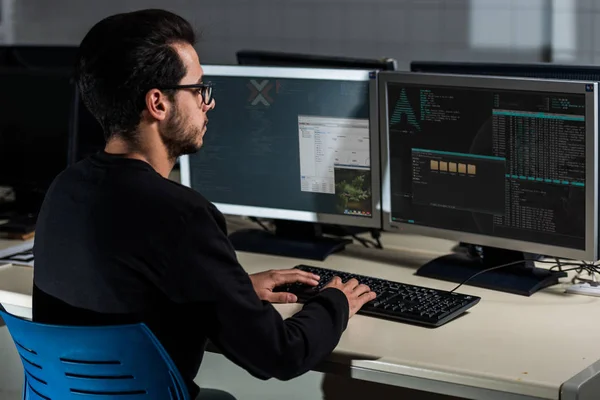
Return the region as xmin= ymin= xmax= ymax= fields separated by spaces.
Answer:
xmin=180 ymin=65 xmax=381 ymax=228
xmin=380 ymin=72 xmax=598 ymax=260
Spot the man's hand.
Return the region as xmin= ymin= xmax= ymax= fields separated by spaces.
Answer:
xmin=249 ymin=269 xmax=320 ymax=303
xmin=323 ymin=277 xmax=376 ymax=318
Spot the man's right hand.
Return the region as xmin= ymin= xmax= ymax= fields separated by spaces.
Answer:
xmin=323 ymin=277 xmax=376 ymax=318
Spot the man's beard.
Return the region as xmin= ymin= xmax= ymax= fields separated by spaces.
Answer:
xmin=159 ymin=106 xmax=204 ymax=161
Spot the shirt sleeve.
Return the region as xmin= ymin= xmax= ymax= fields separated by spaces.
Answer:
xmin=165 ymin=204 xmax=350 ymax=380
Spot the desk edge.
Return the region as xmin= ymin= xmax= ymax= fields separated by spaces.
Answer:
xmin=316 ymin=360 xmax=556 ymax=400
xmin=205 ymin=342 xmax=556 ymax=400
xmin=561 ymin=358 xmax=600 ymax=400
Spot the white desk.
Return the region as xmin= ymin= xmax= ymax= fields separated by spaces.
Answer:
xmin=0 ymin=239 xmax=33 ymax=319
xmin=0 ymin=233 xmax=599 ymax=400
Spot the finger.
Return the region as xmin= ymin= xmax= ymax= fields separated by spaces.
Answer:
xmin=273 ymin=271 xmax=320 ymax=287
xmin=352 ymin=284 xmax=371 ymax=296
xmin=359 ymin=291 xmax=377 ymax=304
xmin=344 ymin=278 xmax=360 ymax=290
xmin=264 ymin=291 xmax=298 ymax=304
xmin=324 ymin=276 xmax=342 ymax=287
xmin=279 ymin=269 xmax=321 ymax=281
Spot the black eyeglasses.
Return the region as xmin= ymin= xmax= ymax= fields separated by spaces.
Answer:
xmin=157 ymin=82 xmax=213 ymax=105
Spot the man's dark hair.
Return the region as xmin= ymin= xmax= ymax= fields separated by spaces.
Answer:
xmin=75 ymin=9 xmax=196 ymax=140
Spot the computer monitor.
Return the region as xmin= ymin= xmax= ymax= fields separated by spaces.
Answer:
xmin=410 ymin=60 xmax=600 ymax=81
xmin=237 ymin=50 xmax=398 ymax=71
xmin=68 ymin=90 xmax=105 ymax=164
xmin=410 ymin=62 xmax=600 ymax=257
xmin=5 ymin=45 xmax=78 ymax=70
xmin=10 ymin=46 xmax=108 ymax=165
xmin=379 ymin=71 xmax=598 ymax=295
xmin=0 ymin=45 xmax=101 ymax=166
xmin=0 ymin=68 xmax=75 ymax=216
xmin=180 ymin=65 xmax=381 ymax=260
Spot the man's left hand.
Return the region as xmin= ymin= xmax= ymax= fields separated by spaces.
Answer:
xmin=249 ymin=269 xmax=320 ymax=303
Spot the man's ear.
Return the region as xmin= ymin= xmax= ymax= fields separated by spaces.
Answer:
xmin=145 ymin=89 xmax=170 ymax=121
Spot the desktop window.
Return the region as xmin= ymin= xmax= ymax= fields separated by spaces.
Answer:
xmin=188 ymin=74 xmax=373 ymax=218
xmin=387 ymin=82 xmax=587 ymax=250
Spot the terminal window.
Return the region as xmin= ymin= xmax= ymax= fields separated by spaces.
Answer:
xmin=188 ymin=75 xmax=373 ymax=218
xmin=388 ymin=83 xmax=587 ymax=250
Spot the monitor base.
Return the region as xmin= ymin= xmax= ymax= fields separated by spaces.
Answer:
xmin=416 ymin=246 xmax=567 ymax=296
xmin=455 ymin=242 xmax=546 ymax=261
xmin=229 ymin=221 xmax=352 ymax=261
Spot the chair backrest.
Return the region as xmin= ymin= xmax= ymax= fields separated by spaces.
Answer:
xmin=0 ymin=303 xmax=190 ymax=400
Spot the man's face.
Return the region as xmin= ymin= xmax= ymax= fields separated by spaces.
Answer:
xmin=159 ymin=42 xmax=215 ymax=159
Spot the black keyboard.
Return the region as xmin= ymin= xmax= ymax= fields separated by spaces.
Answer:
xmin=275 ymin=265 xmax=481 ymax=327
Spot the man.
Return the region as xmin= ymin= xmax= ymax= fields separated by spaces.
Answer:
xmin=32 ymin=9 xmax=376 ymax=400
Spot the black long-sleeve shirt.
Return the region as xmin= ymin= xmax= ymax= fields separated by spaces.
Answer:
xmin=32 ymin=152 xmax=349 ymax=398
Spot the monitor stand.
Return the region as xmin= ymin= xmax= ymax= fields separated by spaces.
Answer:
xmin=416 ymin=246 xmax=567 ymax=296
xmin=228 ymin=220 xmax=352 ymax=261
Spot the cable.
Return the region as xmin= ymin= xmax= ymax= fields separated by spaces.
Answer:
xmin=450 ymin=259 xmax=600 ymax=293
xmin=449 ymin=257 xmax=600 ymax=293
xmin=322 ymin=224 xmax=382 ymax=249
xmin=249 ymin=217 xmax=271 ymax=232
xmin=449 ymin=260 xmax=529 ymax=293
xmin=555 ymin=257 xmax=563 ymax=272
xmin=370 ymin=229 xmax=383 ymax=249
xmin=549 ymin=259 xmax=600 ymax=278
xmin=351 ymin=234 xmax=371 ymax=248
xmin=350 ymin=229 xmax=383 ymax=249
xmin=350 ymin=230 xmax=384 ymax=249
xmin=564 ymin=260 xmax=600 ymax=285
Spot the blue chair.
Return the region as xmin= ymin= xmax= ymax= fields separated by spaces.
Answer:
xmin=0 ymin=303 xmax=190 ymax=399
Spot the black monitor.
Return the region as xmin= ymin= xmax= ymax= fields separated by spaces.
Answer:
xmin=0 ymin=45 xmax=103 ymax=165
xmin=380 ymin=72 xmax=598 ymax=296
xmin=180 ymin=65 xmax=381 ymax=260
xmin=237 ymin=50 xmax=398 ymax=71
xmin=0 ymin=68 xmax=75 ymax=216
xmin=0 ymin=45 xmax=78 ymax=70
xmin=6 ymin=45 xmax=78 ymax=70
xmin=69 ymin=90 xmax=105 ymax=164
xmin=410 ymin=60 xmax=600 ymax=81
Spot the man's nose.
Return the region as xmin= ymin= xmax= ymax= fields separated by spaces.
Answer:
xmin=203 ymin=99 xmax=215 ymax=112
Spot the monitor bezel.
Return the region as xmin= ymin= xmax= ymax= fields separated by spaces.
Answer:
xmin=180 ymin=65 xmax=382 ymax=229
xmin=410 ymin=60 xmax=600 ymax=77
xmin=379 ymin=72 xmax=598 ymax=261
xmin=237 ymin=49 xmax=398 ymax=71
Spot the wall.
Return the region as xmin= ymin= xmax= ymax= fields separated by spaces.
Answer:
xmin=12 ymin=0 xmax=561 ymax=70
xmin=552 ymin=0 xmax=600 ymax=64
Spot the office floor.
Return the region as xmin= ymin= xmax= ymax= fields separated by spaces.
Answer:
xmin=0 ymin=325 xmax=22 ymax=399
